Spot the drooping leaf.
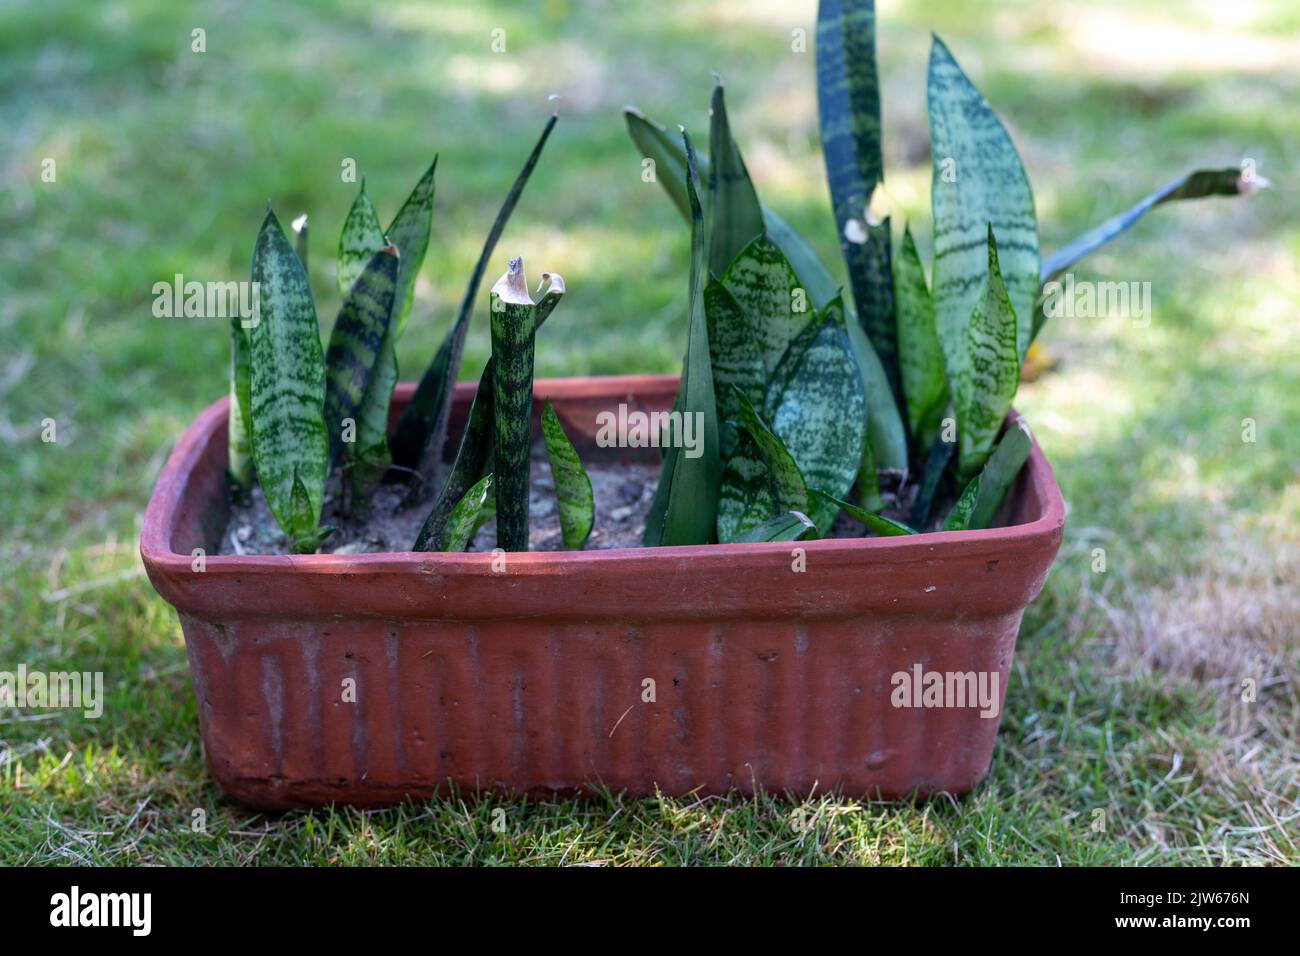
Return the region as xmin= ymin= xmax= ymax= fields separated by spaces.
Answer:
xmin=929 ymin=35 xmax=1038 ymax=372
xmin=1040 ymin=168 xmax=1260 ymax=287
xmin=895 ymin=224 xmax=946 ymax=446
xmin=718 ymin=389 xmax=812 ymax=542
xmin=811 ymin=488 xmax=916 ymax=536
xmin=622 ymin=104 xmax=909 ymax=473
xmin=705 ymin=277 xmax=765 ymax=459
xmin=248 ymin=207 xmax=330 ymax=553
xmin=707 ymin=81 xmax=766 ymax=276
xmin=816 ymin=0 xmax=900 ymax=402
xmin=412 ymin=360 xmax=496 ymax=552
xmin=733 ymin=510 xmax=818 ymax=543
xmin=228 ymin=315 xmax=253 ymax=492
xmin=541 ymin=399 xmax=594 ymax=550
xmin=441 ymin=472 xmax=496 ymax=552
xmin=644 ymin=129 xmax=721 ymax=546
xmin=955 ymin=227 xmax=1020 ymax=481
xmin=765 ymin=298 xmax=866 ymax=530
xmin=943 ymin=419 xmax=1033 ymax=531
xmin=337 ymin=182 xmax=385 ymax=295
xmin=391 ymin=114 xmax=559 ymax=487
xmin=322 ymin=245 xmax=400 ymax=465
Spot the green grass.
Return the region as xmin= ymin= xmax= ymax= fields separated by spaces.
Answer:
xmin=2 ymin=0 xmax=1296 ymax=865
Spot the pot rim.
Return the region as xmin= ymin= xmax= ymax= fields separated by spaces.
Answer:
xmin=140 ymin=374 xmax=1065 ymax=578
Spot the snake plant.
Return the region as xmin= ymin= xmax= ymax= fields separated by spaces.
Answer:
xmin=626 ymin=0 xmax=1264 ymax=543
xmin=230 ymin=114 xmax=592 ymax=554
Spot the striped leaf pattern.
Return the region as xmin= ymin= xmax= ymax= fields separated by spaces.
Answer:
xmin=707 ymin=82 xmax=766 ymax=276
xmin=322 ymin=245 xmax=399 ymax=465
xmin=955 ymin=227 xmax=1020 ymax=481
xmin=929 ymin=35 xmax=1038 ymax=373
xmin=765 ymin=299 xmax=866 ymax=531
xmin=391 ymin=115 xmax=558 ymax=488
xmin=816 ymin=0 xmax=900 ymax=402
xmin=541 ymin=399 xmax=594 ymax=550
xmin=248 ymin=208 xmax=330 ymax=553
xmin=336 ymin=182 xmax=384 ymax=295
xmin=721 ymin=235 xmax=815 ymax=379
xmin=644 ymin=130 xmax=721 ymax=547
xmin=705 ymin=277 xmax=765 ymax=459
xmin=895 ymin=224 xmax=947 ymax=446
xmin=944 ymin=418 xmax=1033 ymax=531
xmin=718 ymin=390 xmax=812 ymax=541
xmin=441 ymin=472 xmax=496 ymax=552
xmin=733 ymin=510 xmax=817 ymax=543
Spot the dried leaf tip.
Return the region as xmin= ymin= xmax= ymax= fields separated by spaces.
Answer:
xmin=548 ymin=93 xmax=562 ymax=117
xmin=1239 ymin=171 xmax=1271 ymax=194
xmin=291 ymin=213 xmax=309 ymax=234
xmin=492 ymin=255 xmax=533 ymax=304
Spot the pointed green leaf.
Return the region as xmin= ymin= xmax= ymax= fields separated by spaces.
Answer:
xmin=412 ymin=360 xmax=496 ymax=552
xmin=624 ymin=102 xmax=909 ymax=473
xmin=385 ymin=158 xmax=437 ymax=339
xmin=705 ymin=277 xmax=765 ymax=459
xmin=337 ymin=182 xmax=384 ymax=295
xmin=765 ymin=299 xmax=866 ymax=529
xmin=929 ymin=35 xmax=1038 ymax=371
xmin=721 ymin=235 xmax=815 ymax=378
xmin=441 ymin=472 xmax=496 ymax=552
xmin=718 ymin=389 xmax=812 ymax=542
xmin=249 ymin=208 xmax=330 ymax=553
xmin=391 ymin=115 xmax=558 ymax=486
xmin=541 ymin=399 xmax=594 ymax=550
xmin=733 ymin=510 xmax=817 ymax=543
xmin=811 ymin=488 xmax=916 ymax=536
xmin=955 ymin=227 xmax=1020 ymax=480
xmin=816 ymin=0 xmax=900 ymax=402
xmin=645 ymin=129 xmax=721 ymax=546
xmin=228 ymin=316 xmax=253 ymax=491
xmin=344 ymin=333 xmax=399 ymax=508
xmin=322 ymin=245 xmax=400 ymax=464
xmin=895 ymin=225 xmax=946 ymax=445
xmin=943 ymin=420 xmax=1032 ymax=531
xmin=707 ymin=82 xmax=766 ymax=276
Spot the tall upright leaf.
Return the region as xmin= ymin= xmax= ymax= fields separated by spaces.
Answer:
xmin=248 ymin=208 xmax=331 ymax=553
xmin=895 ymin=224 xmax=946 ymax=445
xmin=337 ymin=182 xmax=385 ymax=294
xmin=721 ymin=235 xmax=815 ymax=379
xmin=705 ymin=277 xmax=765 ymax=459
xmin=944 ymin=419 xmax=1033 ymax=531
xmin=391 ymin=114 xmax=559 ymax=488
xmin=644 ymin=129 xmax=721 ymax=547
xmin=541 ymin=399 xmax=594 ymax=550
xmin=929 ymin=35 xmax=1038 ymax=374
xmin=228 ymin=317 xmax=253 ymax=492
xmin=623 ymin=103 xmax=908 ymax=472
xmin=706 ymin=81 xmax=766 ymax=276
xmin=322 ymin=245 xmax=400 ymax=465
xmin=385 ymin=158 xmax=438 ymax=338
xmin=816 ymin=0 xmax=900 ymax=402
xmin=955 ymin=227 xmax=1020 ymax=481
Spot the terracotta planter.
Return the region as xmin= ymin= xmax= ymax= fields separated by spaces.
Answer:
xmin=141 ymin=376 xmax=1064 ymax=810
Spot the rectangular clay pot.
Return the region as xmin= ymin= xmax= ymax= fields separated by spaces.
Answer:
xmin=141 ymin=376 xmax=1064 ymax=810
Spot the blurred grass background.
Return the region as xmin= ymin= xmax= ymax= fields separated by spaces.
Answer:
xmin=0 ymin=0 xmax=1296 ymax=864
